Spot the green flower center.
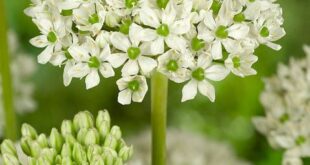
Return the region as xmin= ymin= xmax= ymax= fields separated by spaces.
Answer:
xmin=88 ymin=56 xmax=101 ymax=68
xmin=279 ymin=113 xmax=289 ymax=123
xmin=211 ymin=0 xmax=222 ymax=15
xmin=61 ymin=9 xmax=73 ymax=16
xmin=156 ymin=0 xmax=169 ymax=9
xmin=156 ymin=24 xmax=170 ymax=37
xmin=232 ymin=56 xmax=241 ymax=68
xmin=192 ymin=67 xmax=205 ymax=81
xmin=166 ymin=60 xmax=179 ymax=72
xmin=191 ymin=37 xmax=205 ymax=51
xmin=47 ymin=32 xmax=57 ymax=43
xmin=88 ymin=14 xmax=99 ymax=24
xmin=233 ymin=13 xmax=245 ymax=23
xmin=127 ymin=47 xmax=141 ymax=60
xmin=125 ymin=0 xmax=138 ymax=8
xmin=119 ymin=19 xmax=132 ymax=35
xmin=260 ymin=27 xmax=270 ymax=37
xmin=128 ymin=80 xmax=140 ymax=91
xmin=295 ymin=136 xmax=306 ymax=146
xmin=215 ymin=26 xmax=228 ymax=39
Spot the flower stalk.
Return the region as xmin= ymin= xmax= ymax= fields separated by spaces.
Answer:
xmin=0 ymin=0 xmax=18 ymax=140
xmin=151 ymin=71 xmax=168 ymax=165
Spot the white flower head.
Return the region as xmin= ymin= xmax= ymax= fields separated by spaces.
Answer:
xmin=117 ymin=75 xmax=148 ymax=105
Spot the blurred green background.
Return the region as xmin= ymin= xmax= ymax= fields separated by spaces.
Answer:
xmin=3 ymin=0 xmax=310 ymax=164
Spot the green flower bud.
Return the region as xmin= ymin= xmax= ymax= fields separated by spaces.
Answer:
xmin=61 ymin=157 xmax=74 ymax=165
xmin=114 ymin=158 xmax=123 ymax=165
xmin=97 ymin=121 xmax=110 ymax=141
xmin=20 ymin=137 xmax=32 ymax=156
xmin=87 ymin=145 xmax=102 ymax=162
xmin=84 ymin=128 xmax=100 ymax=146
xmin=110 ymin=126 xmax=122 ymax=140
xmin=21 ymin=124 xmax=38 ymax=139
xmin=104 ymin=134 xmax=118 ymax=150
xmin=40 ymin=148 xmax=57 ymax=163
xmin=27 ymin=157 xmax=36 ymax=165
xmin=29 ymin=141 xmax=42 ymax=158
xmin=61 ymin=143 xmax=72 ymax=158
xmin=2 ymin=154 xmax=20 ymax=165
xmin=61 ymin=120 xmax=75 ymax=136
xmin=90 ymin=155 xmax=105 ymax=165
xmin=102 ymin=147 xmax=117 ymax=165
xmin=64 ymin=134 xmax=77 ymax=147
xmin=36 ymin=157 xmax=50 ymax=165
xmin=1 ymin=140 xmax=17 ymax=156
xmin=77 ymin=128 xmax=88 ymax=145
xmin=37 ymin=134 xmax=49 ymax=148
xmin=73 ymin=111 xmax=94 ymax=132
xmin=49 ymin=128 xmax=64 ymax=153
xmin=96 ymin=110 xmax=111 ymax=128
xmin=119 ymin=146 xmax=133 ymax=161
xmin=72 ymin=143 xmax=87 ymax=164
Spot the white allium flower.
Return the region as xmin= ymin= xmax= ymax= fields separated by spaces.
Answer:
xmin=68 ymin=37 xmax=114 ymax=89
xmin=116 ymin=75 xmax=148 ymax=105
xmin=253 ymin=45 xmax=310 ymax=165
xmin=128 ymin=129 xmax=251 ymax=165
xmin=182 ymin=55 xmax=229 ymax=102
xmin=0 ymin=31 xmax=37 ymax=137
xmin=26 ymin=0 xmax=285 ymax=104
xmin=109 ymin=23 xmax=157 ymax=76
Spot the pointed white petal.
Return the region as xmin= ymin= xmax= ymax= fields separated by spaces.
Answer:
xmin=198 ymin=80 xmax=215 ymax=102
xmin=85 ymin=70 xmax=100 ymax=89
xmin=181 ymin=80 xmax=198 ymax=102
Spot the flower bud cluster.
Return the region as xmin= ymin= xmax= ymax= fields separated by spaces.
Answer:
xmin=0 ymin=110 xmax=133 ymax=165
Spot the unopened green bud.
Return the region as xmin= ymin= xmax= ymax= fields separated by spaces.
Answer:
xmin=114 ymin=158 xmax=123 ymax=165
xmin=77 ymin=128 xmax=88 ymax=145
xmin=37 ymin=134 xmax=48 ymax=148
xmin=61 ymin=157 xmax=74 ymax=165
xmin=21 ymin=124 xmax=38 ymax=139
xmin=27 ymin=157 xmax=36 ymax=165
xmin=2 ymin=154 xmax=19 ymax=165
xmin=102 ymin=147 xmax=117 ymax=165
xmin=96 ymin=110 xmax=111 ymax=128
xmin=61 ymin=120 xmax=75 ymax=136
xmin=104 ymin=134 xmax=118 ymax=150
xmin=64 ymin=134 xmax=77 ymax=147
xmin=90 ymin=155 xmax=105 ymax=165
xmin=84 ymin=128 xmax=100 ymax=146
xmin=29 ymin=141 xmax=42 ymax=157
xmin=119 ymin=146 xmax=133 ymax=161
xmin=73 ymin=111 xmax=94 ymax=131
xmin=40 ymin=148 xmax=57 ymax=163
xmin=72 ymin=143 xmax=87 ymax=163
xmin=110 ymin=126 xmax=122 ymax=140
xmin=87 ymin=145 xmax=102 ymax=161
xmin=61 ymin=143 xmax=72 ymax=158
xmin=97 ymin=121 xmax=110 ymax=140
xmin=1 ymin=140 xmax=17 ymax=156
xmin=49 ymin=128 xmax=64 ymax=153
xmin=20 ymin=137 xmax=32 ymax=156
xmin=36 ymin=157 xmax=50 ymax=165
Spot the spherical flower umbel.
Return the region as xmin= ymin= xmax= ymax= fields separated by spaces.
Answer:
xmin=25 ymin=0 xmax=285 ymax=104
xmin=0 ymin=110 xmax=133 ymax=165
xmin=253 ymin=45 xmax=310 ymax=165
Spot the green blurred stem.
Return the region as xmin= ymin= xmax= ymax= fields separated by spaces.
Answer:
xmin=0 ymin=0 xmax=18 ymax=140
xmin=151 ymin=71 xmax=168 ymax=165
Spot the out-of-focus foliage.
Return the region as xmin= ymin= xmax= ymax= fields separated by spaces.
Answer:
xmin=2 ymin=0 xmax=310 ymax=164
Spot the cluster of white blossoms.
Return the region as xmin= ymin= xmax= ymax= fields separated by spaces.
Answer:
xmin=0 ymin=31 xmax=37 ymax=137
xmin=25 ymin=0 xmax=285 ymax=104
xmin=253 ymin=45 xmax=310 ymax=165
xmin=127 ymin=129 xmax=250 ymax=165
xmin=0 ymin=110 xmax=133 ymax=165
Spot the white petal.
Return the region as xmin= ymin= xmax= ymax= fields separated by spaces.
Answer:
xmin=138 ymin=56 xmax=157 ymax=75
xmin=140 ymin=7 xmax=160 ymax=28
xmin=122 ymin=60 xmax=139 ymax=76
xmin=162 ymin=1 xmax=176 ymax=25
xmin=30 ymin=35 xmax=48 ymax=48
xmin=68 ymin=45 xmax=89 ymax=62
xmin=110 ymin=32 xmax=131 ymax=52
xmin=99 ymin=63 xmax=115 ymax=78
xmin=266 ymin=42 xmax=282 ymax=51
xmin=205 ymin=65 xmax=229 ymax=81
xmin=68 ymin=63 xmax=90 ymax=78
xmin=151 ymin=38 xmax=165 ymax=55
xmin=165 ymin=35 xmax=187 ymax=52
xmin=118 ymin=89 xmax=132 ymax=105
xmin=63 ymin=61 xmax=74 ymax=86
xmin=129 ymin=23 xmax=144 ymax=46
xmin=181 ymin=80 xmax=198 ymax=102
xmin=228 ymin=24 xmax=249 ymax=39
xmin=198 ymin=80 xmax=215 ymax=102
xmin=140 ymin=29 xmax=157 ymax=42
xmin=203 ymin=12 xmax=216 ymax=30
xmin=107 ymin=53 xmax=128 ymax=68
xmin=170 ymin=19 xmax=191 ymax=35
xmin=37 ymin=45 xmax=54 ymax=64
xmin=211 ymin=41 xmax=223 ymax=60
xmin=85 ymin=70 xmax=100 ymax=89
xmin=99 ymin=44 xmax=111 ymax=60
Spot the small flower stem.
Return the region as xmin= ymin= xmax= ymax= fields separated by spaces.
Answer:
xmin=0 ymin=0 xmax=18 ymax=140
xmin=151 ymin=71 xmax=168 ymax=165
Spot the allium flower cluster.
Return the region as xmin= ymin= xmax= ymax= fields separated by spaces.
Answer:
xmin=0 ymin=31 xmax=37 ymax=137
xmin=253 ymin=45 xmax=310 ymax=165
xmin=26 ymin=0 xmax=285 ymax=104
xmin=0 ymin=110 xmax=133 ymax=165
xmin=128 ymin=129 xmax=250 ymax=165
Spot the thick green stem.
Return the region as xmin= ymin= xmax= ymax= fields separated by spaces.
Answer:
xmin=0 ymin=0 xmax=18 ymax=140
xmin=151 ymin=71 xmax=168 ymax=165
